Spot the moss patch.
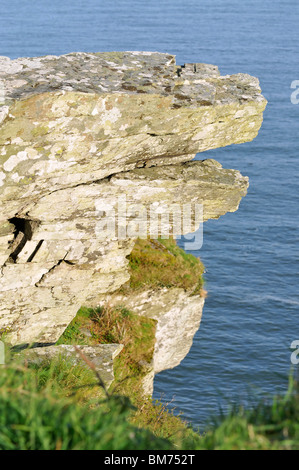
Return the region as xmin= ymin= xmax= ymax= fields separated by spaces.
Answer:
xmin=120 ymin=237 xmax=205 ymax=295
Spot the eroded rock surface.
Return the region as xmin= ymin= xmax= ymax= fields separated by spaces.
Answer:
xmin=101 ymin=287 xmax=205 ymax=375
xmin=0 ymin=52 xmax=266 ymax=349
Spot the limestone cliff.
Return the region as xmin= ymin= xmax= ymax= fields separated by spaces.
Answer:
xmin=0 ymin=52 xmax=266 ymax=373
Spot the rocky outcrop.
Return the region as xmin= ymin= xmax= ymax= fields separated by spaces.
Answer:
xmin=0 ymin=52 xmax=266 ymax=359
xmin=101 ymin=287 xmax=205 ymax=375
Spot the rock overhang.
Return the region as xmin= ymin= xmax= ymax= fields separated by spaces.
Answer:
xmin=0 ymin=51 xmax=266 ymax=347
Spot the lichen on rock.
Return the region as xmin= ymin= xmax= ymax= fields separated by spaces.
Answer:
xmin=0 ymin=52 xmax=266 ymax=381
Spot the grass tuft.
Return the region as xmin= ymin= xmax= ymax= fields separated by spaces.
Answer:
xmin=0 ymin=359 xmax=170 ymax=450
xmin=119 ymin=237 xmax=205 ymax=295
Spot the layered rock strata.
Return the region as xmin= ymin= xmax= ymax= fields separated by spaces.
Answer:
xmin=0 ymin=52 xmax=266 ymax=373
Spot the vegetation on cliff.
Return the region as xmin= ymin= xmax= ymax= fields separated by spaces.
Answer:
xmin=1 ymin=301 xmax=298 ymax=449
xmin=55 ymin=303 xmax=198 ymax=446
xmin=1 ymin=238 xmax=297 ymax=450
xmin=120 ymin=237 xmax=206 ymax=295
xmin=0 ymin=355 xmax=298 ymax=450
xmin=0 ymin=360 xmax=170 ymax=450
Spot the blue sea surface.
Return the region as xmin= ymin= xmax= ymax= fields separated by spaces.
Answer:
xmin=0 ymin=0 xmax=298 ymax=429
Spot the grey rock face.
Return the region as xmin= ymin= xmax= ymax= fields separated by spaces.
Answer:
xmin=0 ymin=52 xmax=266 ymax=355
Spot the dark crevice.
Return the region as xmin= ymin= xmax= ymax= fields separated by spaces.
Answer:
xmin=34 ymin=254 xmax=70 ymax=287
xmin=64 ymin=259 xmax=76 ymax=265
xmin=27 ymin=240 xmax=44 ymax=263
xmin=7 ymin=217 xmax=41 ymax=264
xmin=10 ymin=342 xmax=56 ymax=352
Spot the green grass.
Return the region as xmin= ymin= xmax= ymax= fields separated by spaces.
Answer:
xmin=1 ymin=237 xmax=297 ymax=450
xmin=52 ymin=237 xmax=207 ymax=446
xmin=119 ymin=237 xmax=206 ymax=296
xmin=54 ymin=303 xmax=299 ymax=450
xmin=55 ymin=303 xmax=199 ymax=447
xmin=0 ymin=360 xmax=170 ymax=450
xmin=1 ymin=339 xmax=298 ymax=449
xmin=54 ymin=304 xmax=299 ymax=450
